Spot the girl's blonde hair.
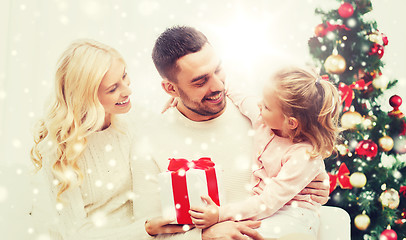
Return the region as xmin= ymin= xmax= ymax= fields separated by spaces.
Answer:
xmin=30 ymin=39 xmax=125 ymax=199
xmin=270 ymin=66 xmax=340 ymax=159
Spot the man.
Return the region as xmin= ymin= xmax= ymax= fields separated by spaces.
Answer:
xmin=132 ymin=25 xmax=329 ymax=239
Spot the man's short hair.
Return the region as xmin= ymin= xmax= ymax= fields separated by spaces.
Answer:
xmin=152 ymin=25 xmax=208 ymax=82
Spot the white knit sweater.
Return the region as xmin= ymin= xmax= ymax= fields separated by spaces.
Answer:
xmin=131 ymin=99 xmax=255 ymax=239
xmin=32 ymin=116 xmax=152 ymax=240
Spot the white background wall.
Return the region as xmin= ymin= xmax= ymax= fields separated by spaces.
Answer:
xmin=0 ymin=0 xmax=405 ymax=239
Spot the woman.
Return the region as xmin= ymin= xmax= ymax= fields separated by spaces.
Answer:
xmin=30 ymin=39 xmax=188 ymax=239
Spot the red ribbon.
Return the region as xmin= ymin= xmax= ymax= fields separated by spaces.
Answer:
xmin=168 ymin=157 xmax=219 ymax=224
xmin=328 ymin=163 xmax=353 ymax=194
xmin=339 ymin=80 xmax=372 ymax=112
xmin=320 ymin=22 xmax=350 ymax=37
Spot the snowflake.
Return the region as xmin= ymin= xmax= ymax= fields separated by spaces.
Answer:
xmin=105 ymin=144 xmax=113 ymax=152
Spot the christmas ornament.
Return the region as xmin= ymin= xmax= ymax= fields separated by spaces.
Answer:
xmin=324 ymin=53 xmax=346 ymax=74
xmin=382 ymin=33 xmax=389 ymax=46
xmin=401 ymin=119 xmax=406 ymax=136
xmin=336 ymin=144 xmax=349 ymax=156
xmin=354 ymin=213 xmax=370 ymax=230
xmin=369 ymin=43 xmax=384 ymax=59
xmin=372 ymin=74 xmax=389 ymax=90
xmin=338 ymin=2 xmax=354 ymax=18
xmin=328 ymin=163 xmax=352 ymax=194
xmin=313 ymin=22 xmax=345 ymax=38
xmin=379 ymin=188 xmax=400 ymax=209
xmin=380 ymin=229 xmax=397 ymax=240
xmin=368 ymin=31 xmax=389 ymax=46
xmin=400 ymin=186 xmax=406 ymax=199
xmin=350 ymin=172 xmax=367 ymax=188
xmin=380 ymin=154 xmax=397 ymax=168
xmin=355 ymin=139 xmax=378 ymax=159
xmin=338 ymin=80 xmax=371 ymax=112
xmin=388 ymin=95 xmax=405 ymax=118
xmin=393 ymin=135 xmax=406 ymax=154
xmin=362 ymin=115 xmax=375 ymax=130
xmin=379 ymin=136 xmax=394 ymax=152
xmin=341 ymin=110 xmax=363 ymax=129
xmin=314 ymin=24 xmax=326 ymax=37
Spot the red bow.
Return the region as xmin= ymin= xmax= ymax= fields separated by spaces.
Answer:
xmin=400 ymin=186 xmax=406 ymax=199
xmin=328 ymin=163 xmax=353 ymax=194
xmin=320 ymin=22 xmax=351 ymax=37
xmin=339 ymin=80 xmax=372 ymax=112
xmin=168 ymin=157 xmax=215 ymax=171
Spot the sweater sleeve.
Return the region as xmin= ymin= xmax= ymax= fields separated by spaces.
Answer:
xmin=218 ymin=144 xmax=324 ymax=221
xmin=37 ymin=158 xmax=152 ymax=240
xmin=226 ymin=82 xmax=261 ymax=125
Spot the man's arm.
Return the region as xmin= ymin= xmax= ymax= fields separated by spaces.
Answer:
xmin=202 ymin=221 xmax=264 ymax=240
xmin=299 ymin=171 xmax=330 ymax=205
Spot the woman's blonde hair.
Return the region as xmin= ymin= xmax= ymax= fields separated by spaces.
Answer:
xmin=269 ymin=66 xmax=341 ymax=159
xmin=30 ymin=39 xmax=125 ymax=199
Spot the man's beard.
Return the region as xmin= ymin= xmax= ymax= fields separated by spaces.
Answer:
xmin=178 ymin=88 xmax=226 ymax=117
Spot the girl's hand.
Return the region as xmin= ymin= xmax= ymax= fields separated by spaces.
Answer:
xmin=189 ymin=195 xmax=219 ymax=229
xmin=145 ymin=216 xmax=194 ymax=236
xmin=161 ymin=97 xmax=179 ymax=113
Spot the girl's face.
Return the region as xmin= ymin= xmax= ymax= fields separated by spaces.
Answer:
xmin=98 ymin=58 xmax=132 ymax=122
xmin=259 ymin=81 xmax=287 ymax=134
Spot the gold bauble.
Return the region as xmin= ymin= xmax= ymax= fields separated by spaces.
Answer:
xmin=372 ymin=75 xmax=389 ymax=90
xmin=341 ymin=111 xmax=363 ymax=129
xmin=350 ymin=172 xmax=367 ymax=188
xmin=379 ymin=188 xmax=400 ymax=209
xmin=354 ymin=214 xmax=370 ymax=231
xmin=379 ymin=136 xmax=394 ymax=152
xmin=324 ymin=54 xmax=347 ymax=74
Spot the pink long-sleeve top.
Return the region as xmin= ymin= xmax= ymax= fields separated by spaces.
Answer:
xmin=219 ymin=88 xmax=325 ymax=221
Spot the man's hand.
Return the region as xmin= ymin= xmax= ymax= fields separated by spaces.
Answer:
xmin=202 ymin=220 xmax=264 ymax=240
xmin=300 ymin=171 xmax=330 ymax=205
xmin=145 ymin=217 xmax=194 ymax=236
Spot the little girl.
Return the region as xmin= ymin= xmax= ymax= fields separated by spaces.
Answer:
xmin=189 ymin=66 xmax=340 ymax=239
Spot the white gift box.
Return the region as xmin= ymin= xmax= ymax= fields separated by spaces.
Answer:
xmin=159 ymin=164 xmax=223 ymax=224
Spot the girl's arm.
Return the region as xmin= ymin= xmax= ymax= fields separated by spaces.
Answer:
xmin=189 ymin=196 xmax=220 ymax=229
xmin=218 ymin=144 xmax=324 ymax=222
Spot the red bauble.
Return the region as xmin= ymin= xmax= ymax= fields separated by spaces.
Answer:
xmin=338 ymin=2 xmax=354 ymax=18
xmin=390 ymin=95 xmax=402 ymax=108
xmin=356 ymin=140 xmax=378 ymax=159
xmin=380 ymin=229 xmax=397 ymax=240
xmin=369 ymin=43 xmax=384 ymax=58
xmin=315 ymin=23 xmax=326 ymax=37
xmin=388 ymin=95 xmax=405 ymax=118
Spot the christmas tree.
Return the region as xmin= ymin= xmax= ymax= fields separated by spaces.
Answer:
xmin=308 ymin=0 xmax=406 ymax=239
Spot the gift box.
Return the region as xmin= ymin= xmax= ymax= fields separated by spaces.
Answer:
xmin=158 ymin=157 xmax=223 ymax=224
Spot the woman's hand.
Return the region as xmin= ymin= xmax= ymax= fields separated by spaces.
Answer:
xmin=145 ymin=216 xmax=194 ymax=236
